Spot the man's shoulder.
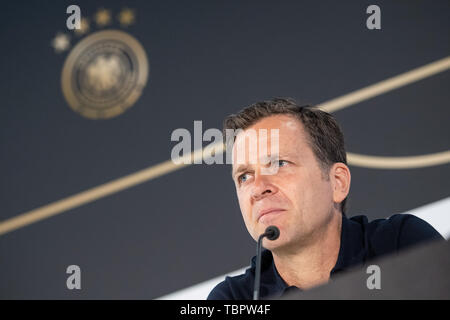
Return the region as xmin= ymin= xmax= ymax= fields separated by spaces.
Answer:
xmin=207 ymin=249 xmax=275 ymax=300
xmin=348 ymin=213 xmax=444 ymax=256
xmin=207 ymin=268 xmax=254 ymax=300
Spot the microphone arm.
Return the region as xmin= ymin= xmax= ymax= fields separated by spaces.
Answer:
xmin=253 ymin=226 xmax=280 ymax=300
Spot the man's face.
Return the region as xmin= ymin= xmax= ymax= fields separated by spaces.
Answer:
xmin=231 ymin=114 xmax=336 ymax=251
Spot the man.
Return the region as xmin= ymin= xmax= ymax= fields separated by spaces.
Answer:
xmin=207 ymin=98 xmax=444 ymax=300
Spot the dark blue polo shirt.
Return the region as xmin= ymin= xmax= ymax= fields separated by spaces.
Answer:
xmin=207 ymin=214 xmax=444 ymax=300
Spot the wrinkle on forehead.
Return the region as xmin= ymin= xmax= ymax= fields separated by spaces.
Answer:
xmin=232 ymin=128 xmax=279 ymax=168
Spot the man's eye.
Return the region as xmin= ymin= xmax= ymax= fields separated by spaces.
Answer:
xmin=278 ymin=160 xmax=288 ymax=167
xmin=238 ymin=173 xmax=250 ymax=183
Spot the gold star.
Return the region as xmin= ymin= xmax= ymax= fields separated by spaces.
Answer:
xmin=118 ymin=8 xmax=135 ymax=27
xmin=74 ymin=18 xmax=90 ymax=36
xmin=95 ymin=8 xmax=111 ymax=27
xmin=51 ymin=32 xmax=70 ymax=53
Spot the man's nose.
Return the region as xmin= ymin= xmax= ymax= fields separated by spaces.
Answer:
xmin=251 ymin=174 xmax=277 ymax=201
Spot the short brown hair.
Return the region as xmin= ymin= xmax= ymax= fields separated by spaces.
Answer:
xmin=223 ymin=98 xmax=348 ymax=215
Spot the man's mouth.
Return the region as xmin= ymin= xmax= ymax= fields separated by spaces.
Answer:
xmin=257 ymin=208 xmax=286 ymax=222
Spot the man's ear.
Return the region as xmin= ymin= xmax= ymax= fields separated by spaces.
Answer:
xmin=331 ymin=162 xmax=351 ymax=204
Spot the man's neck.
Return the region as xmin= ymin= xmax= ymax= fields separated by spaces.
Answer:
xmin=272 ymin=213 xmax=342 ymax=290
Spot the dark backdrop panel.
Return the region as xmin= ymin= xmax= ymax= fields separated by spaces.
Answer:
xmin=0 ymin=0 xmax=449 ymax=298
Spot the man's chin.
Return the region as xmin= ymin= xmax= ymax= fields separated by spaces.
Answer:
xmin=262 ymin=237 xmax=283 ymax=251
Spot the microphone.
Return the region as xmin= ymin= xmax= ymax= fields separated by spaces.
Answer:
xmin=253 ymin=226 xmax=280 ymax=300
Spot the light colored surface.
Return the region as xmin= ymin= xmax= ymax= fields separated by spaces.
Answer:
xmin=157 ymin=267 xmax=248 ymax=300
xmin=410 ymin=196 xmax=450 ymax=239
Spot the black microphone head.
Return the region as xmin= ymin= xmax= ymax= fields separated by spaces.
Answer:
xmin=265 ymin=226 xmax=280 ymax=241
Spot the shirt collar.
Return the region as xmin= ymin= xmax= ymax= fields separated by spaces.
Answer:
xmin=252 ymin=214 xmax=367 ymax=298
xmin=331 ymin=214 xmax=366 ymax=274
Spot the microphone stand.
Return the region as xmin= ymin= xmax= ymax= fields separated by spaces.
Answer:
xmin=253 ymin=226 xmax=280 ymax=300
